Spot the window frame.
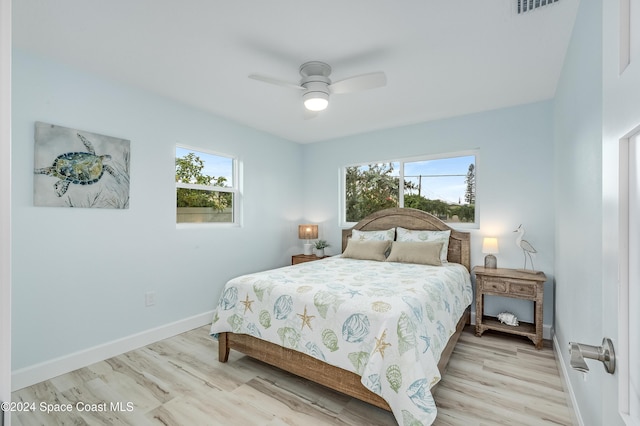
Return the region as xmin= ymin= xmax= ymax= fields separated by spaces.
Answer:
xmin=339 ymin=150 xmax=478 ymax=229
xmin=175 ymin=144 xmax=241 ymax=227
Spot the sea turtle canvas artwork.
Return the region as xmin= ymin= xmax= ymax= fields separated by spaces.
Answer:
xmin=33 ymin=122 xmax=130 ymax=209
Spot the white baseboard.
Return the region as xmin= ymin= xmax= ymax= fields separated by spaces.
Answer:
xmin=553 ymin=334 xmax=584 ymax=426
xmin=470 ymin=311 xmax=553 ymax=340
xmin=12 ymin=311 xmax=214 ymax=391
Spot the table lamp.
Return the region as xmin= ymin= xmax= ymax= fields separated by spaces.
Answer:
xmin=298 ymin=224 xmax=318 ymax=255
xmin=482 ymin=237 xmax=499 ymax=269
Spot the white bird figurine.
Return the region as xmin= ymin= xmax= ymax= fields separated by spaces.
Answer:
xmin=514 ymin=224 xmax=537 ymax=270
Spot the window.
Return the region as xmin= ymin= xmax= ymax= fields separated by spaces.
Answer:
xmin=342 ymin=152 xmax=476 ymax=226
xmin=175 ymin=146 xmax=238 ymax=224
xmin=345 ymin=162 xmax=401 ymax=221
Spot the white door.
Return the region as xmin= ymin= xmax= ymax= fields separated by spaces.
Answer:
xmin=606 ymin=130 xmax=640 ymax=426
xmin=619 ymin=132 xmax=640 ymax=424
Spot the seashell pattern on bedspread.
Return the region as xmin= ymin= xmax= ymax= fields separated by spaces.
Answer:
xmin=210 ymin=256 xmax=472 ymax=426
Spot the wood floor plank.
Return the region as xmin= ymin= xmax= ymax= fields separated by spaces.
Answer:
xmin=12 ymin=325 xmax=575 ymax=425
xmin=232 ymin=379 xmax=351 ymax=425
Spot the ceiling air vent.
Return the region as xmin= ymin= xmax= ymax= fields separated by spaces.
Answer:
xmin=517 ymin=0 xmax=560 ymax=14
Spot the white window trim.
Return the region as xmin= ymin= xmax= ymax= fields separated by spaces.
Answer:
xmin=175 ymin=182 xmax=235 ymax=193
xmin=175 ymin=145 xmax=241 ymax=227
xmin=339 ymin=150 xmax=479 ymax=229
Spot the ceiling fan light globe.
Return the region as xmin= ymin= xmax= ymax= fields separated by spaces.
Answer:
xmin=303 ymin=91 xmax=329 ymax=111
xmin=304 ymin=97 xmax=328 ymax=111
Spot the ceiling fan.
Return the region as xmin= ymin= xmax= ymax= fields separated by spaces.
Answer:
xmin=249 ymin=61 xmax=387 ymax=112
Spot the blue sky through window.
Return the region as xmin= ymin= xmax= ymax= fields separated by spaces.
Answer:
xmin=404 ymin=155 xmax=474 ymax=204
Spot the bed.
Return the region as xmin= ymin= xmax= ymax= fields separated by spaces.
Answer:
xmin=210 ymin=208 xmax=472 ymax=425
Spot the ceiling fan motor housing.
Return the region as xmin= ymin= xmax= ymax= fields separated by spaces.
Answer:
xmin=302 ymin=79 xmax=330 ymax=96
xmin=300 ymin=65 xmax=331 ymax=97
xmin=300 ymin=62 xmax=331 ymax=110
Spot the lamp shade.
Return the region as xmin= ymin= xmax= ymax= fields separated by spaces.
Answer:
xmin=482 ymin=237 xmax=499 ymax=254
xmin=298 ymin=224 xmax=318 ymax=240
xmin=482 ymin=237 xmax=498 ymax=268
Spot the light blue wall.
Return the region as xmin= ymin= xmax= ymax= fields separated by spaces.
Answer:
xmin=302 ymin=101 xmax=556 ymax=328
xmin=11 ymin=50 xmax=304 ymax=370
xmin=553 ymin=0 xmax=607 ymax=423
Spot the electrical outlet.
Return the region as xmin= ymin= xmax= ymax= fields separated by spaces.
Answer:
xmin=145 ymin=291 xmax=156 ymax=307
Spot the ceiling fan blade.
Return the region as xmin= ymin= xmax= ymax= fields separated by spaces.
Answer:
xmin=303 ymin=107 xmax=319 ymax=120
xmin=328 ymin=71 xmax=386 ymax=94
xmin=248 ymin=74 xmax=304 ymax=90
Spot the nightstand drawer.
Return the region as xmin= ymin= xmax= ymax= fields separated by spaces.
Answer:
xmin=482 ymin=279 xmax=507 ymax=293
xmin=508 ymin=280 xmax=536 ymax=297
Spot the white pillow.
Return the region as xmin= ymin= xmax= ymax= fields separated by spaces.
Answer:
xmin=395 ymin=227 xmax=451 ymax=263
xmin=351 ymin=228 xmax=395 ymax=242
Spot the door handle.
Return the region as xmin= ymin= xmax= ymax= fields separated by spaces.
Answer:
xmin=568 ymin=338 xmax=616 ymax=374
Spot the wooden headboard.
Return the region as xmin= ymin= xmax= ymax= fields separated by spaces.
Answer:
xmin=341 ymin=207 xmax=471 ymax=271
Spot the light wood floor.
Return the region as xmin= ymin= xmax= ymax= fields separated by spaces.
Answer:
xmin=12 ymin=325 xmax=576 ymax=426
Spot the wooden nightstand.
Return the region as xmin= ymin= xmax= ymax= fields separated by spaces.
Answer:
xmin=291 ymin=254 xmax=329 ymax=265
xmin=473 ymin=266 xmax=546 ymax=349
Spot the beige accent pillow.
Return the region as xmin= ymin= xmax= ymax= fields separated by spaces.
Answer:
xmin=341 ymin=240 xmax=392 ymax=262
xmin=386 ymin=241 xmax=443 ymax=266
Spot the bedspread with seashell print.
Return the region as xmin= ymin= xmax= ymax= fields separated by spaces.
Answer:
xmin=210 ymin=256 xmax=472 ymax=426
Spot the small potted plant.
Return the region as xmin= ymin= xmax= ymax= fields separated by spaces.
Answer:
xmin=314 ymin=240 xmax=330 ymax=257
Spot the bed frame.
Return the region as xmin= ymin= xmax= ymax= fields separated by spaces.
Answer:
xmin=218 ymin=207 xmax=471 ymax=411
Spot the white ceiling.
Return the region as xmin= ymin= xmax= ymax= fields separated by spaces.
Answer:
xmin=12 ymin=0 xmax=579 ymax=144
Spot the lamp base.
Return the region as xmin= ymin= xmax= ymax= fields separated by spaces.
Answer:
xmin=484 ymin=254 xmax=497 ymax=269
xmin=303 ymin=243 xmax=313 ymax=255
